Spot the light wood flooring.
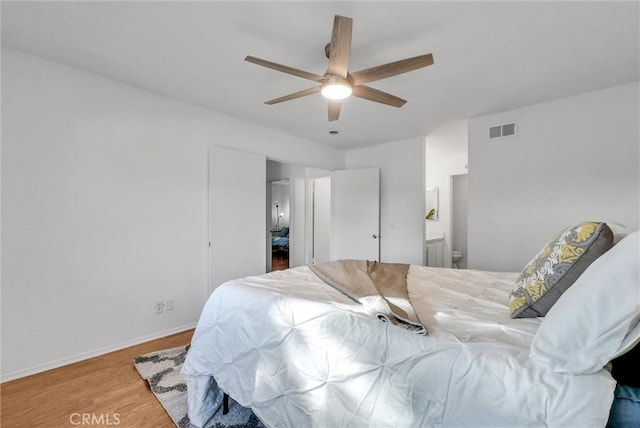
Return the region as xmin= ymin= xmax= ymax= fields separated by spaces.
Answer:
xmin=1 ymin=329 xmax=194 ymax=428
xmin=272 ymin=253 xmax=289 ymax=271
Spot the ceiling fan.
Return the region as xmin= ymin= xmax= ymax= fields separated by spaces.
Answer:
xmin=245 ymin=15 xmax=434 ymax=122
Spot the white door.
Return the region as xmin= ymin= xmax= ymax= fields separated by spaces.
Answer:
xmin=331 ymin=168 xmax=380 ymax=261
xmin=312 ymin=176 xmax=331 ymax=263
xmin=209 ymin=145 xmax=266 ymax=294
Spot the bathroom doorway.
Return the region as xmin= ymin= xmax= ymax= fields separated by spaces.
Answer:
xmin=451 ymin=174 xmax=468 ymax=269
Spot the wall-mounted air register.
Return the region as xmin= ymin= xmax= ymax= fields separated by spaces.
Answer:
xmin=489 ymin=122 xmax=517 ymax=140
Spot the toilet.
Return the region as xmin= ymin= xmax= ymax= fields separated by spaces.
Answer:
xmin=452 ymin=250 xmax=463 ymax=269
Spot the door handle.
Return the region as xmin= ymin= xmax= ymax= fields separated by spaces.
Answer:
xmin=372 ymin=234 xmax=378 ymax=239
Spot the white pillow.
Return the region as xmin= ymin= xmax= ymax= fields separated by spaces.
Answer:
xmin=530 ymin=230 xmax=640 ymax=374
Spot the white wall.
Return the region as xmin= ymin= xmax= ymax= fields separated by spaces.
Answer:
xmin=425 ymin=120 xmax=469 ymax=268
xmin=346 ymin=137 xmax=425 ymax=265
xmin=1 ymin=49 xmax=345 ymax=381
xmin=468 ymin=82 xmax=639 ymax=272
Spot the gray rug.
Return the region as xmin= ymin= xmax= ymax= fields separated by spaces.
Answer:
xmin=133 ymin=345 xmax=265 ymax=428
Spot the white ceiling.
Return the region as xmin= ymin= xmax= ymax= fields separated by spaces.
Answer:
xmin=2 ymin=1 xmax=638 ymax=150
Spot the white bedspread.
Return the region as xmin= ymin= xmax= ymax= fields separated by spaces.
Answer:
xmin=182 ymin=265 xmax=615 ymax=427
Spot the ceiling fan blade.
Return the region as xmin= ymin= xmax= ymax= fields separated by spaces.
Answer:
xmin=264 ymin=86 xmax=322 ymax=105
xmin=351 ymin=85 xmax=406 ymax=107
xmin=327 ymin=15 xmax=353 ymax=78
xmin=328 ymin=100 xmax=342 ymax=121
xmin=245 ymin=56 xmax=324 ymax=82
xmin=349 ymin=53 xmax=434 ymax=86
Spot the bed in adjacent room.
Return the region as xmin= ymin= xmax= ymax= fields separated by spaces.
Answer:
xmin=182 ymin=222 xmax=639 ymax=427
xmin=271 ymin=227 xmax=289 ymax=254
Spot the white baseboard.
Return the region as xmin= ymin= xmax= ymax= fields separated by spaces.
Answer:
xmin=0 ymin=323 xmax=197 ymax=383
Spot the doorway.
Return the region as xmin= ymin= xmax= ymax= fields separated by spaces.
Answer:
xmin=451 ymin=174 xmax=468 ymax=269
xmin=269 ymin=179 xmax=290 ymax=271
xmin=308 ymin=168 xmax=381 ymax=263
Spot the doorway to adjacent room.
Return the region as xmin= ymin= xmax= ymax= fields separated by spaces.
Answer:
xmin=269 ymin=178 xmax=290 ymax=271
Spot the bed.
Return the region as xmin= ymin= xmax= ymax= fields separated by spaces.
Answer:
xmin=182 ymin=223 xmax=639 ymax=427
xmin=272 ymin=227 xmax=289 ymax=253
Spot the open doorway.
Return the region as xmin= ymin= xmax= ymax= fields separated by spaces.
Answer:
xmin=267 ymin=159 xmax=309 ymax=271
xmin=451 ymin=174 xmax=468 ymax=269
xmin=269 ymin=179 xmax=290 ymax=271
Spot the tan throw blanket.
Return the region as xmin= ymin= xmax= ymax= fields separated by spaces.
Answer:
xmin=309 ymin=260 xmax=427 ymax=335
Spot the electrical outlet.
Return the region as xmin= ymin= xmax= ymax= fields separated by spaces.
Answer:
xmin=165 ymin=298 xmax=174 ymax=311
xmin=154 ymin=301 xmax=165 ymax=314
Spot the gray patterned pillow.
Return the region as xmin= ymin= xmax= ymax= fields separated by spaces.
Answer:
xmin=509 ymin=221 xmax=614 ymax=318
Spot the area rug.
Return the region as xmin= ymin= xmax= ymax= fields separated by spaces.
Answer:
xmin=133 ymin=345 xmax=265 ymax=428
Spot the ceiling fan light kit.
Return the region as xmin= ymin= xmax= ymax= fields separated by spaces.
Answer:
xmin=321 ymin=76 xmax=352 ymax=100
xmin=245 ymin=15 xmax=434 ymax=121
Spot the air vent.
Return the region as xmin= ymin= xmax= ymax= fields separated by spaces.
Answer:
xmin=489 ymin=122 xmax=517 ymax=140
xmin=489 ymin=126 xmax=502 ymax=139
xmin=502 ymin=123 xmax=516 ymax=137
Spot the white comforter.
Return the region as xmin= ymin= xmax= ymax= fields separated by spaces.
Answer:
xmin=182 ymin=265 xmax=615 ymax=427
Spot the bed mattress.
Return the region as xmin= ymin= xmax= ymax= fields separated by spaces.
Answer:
xmin=182 ymin=265 xmax=615 ymax=427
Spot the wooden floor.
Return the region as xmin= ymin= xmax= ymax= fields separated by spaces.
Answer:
xmin=272 ymin=253 xmax=289 ymax=271
xmin=1 ymin=329 xmax=194 ymax=428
